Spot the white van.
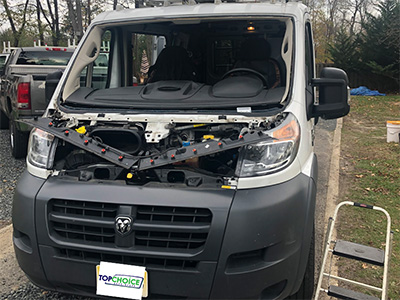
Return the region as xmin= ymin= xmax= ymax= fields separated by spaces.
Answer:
xmin=13 ymin=1 xmax=349 ymax=299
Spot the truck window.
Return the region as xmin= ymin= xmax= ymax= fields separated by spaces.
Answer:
xmin=16 ymin=51 xmax=72 ymax=65
xmin=0 ymin=55 xmax=8 ymax=68
xmin=4 ymin=50 xmax=17 ymax=69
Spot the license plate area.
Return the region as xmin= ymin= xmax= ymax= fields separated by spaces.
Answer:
xmin=96 ymin=262 xmax=148 ymax=299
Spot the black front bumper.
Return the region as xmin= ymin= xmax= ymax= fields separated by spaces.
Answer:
xmin=13 ymin=155 xmax=317 ymax=299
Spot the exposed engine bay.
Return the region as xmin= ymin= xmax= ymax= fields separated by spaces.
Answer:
xmin=26 ymin=113 xmax=291 ymax=188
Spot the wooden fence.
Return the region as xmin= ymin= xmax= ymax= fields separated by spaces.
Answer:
xmin=316 ymin=63 xmax=399 ymax=94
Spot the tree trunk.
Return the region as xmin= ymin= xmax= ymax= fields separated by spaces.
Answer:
xmin=2 ymin=0 xmax=18 ymax=45
xmin=66 ymin=0 xmax=78 ymax=38
xmin=54 ymin=0 xmax=60 ymax=45
xmin=2 ymin=0 xmax=29 ymax=46
xmin=36 ymin=0 xmax=44 ymax=42
xmin=76 ymin=0 xmax=84 ymax=40
xmin=87 ymin=0 xmax=91 ymax=26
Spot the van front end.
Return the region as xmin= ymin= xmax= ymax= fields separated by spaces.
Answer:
xmin=13 ymin=148 xmax=317 ymax=299
xmin=12 ymin=2 xmax=350 ymax=299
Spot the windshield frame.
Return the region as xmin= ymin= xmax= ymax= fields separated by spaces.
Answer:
xmin=54 ymin=14 xmax=297 ymax=117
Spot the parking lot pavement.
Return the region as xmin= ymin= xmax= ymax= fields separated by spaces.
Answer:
xmin=0 ymin=119 xmax=337 ymax=299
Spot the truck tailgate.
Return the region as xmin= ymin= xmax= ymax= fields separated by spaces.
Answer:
xmin=9 ymin=65 xmax=67 ymax=115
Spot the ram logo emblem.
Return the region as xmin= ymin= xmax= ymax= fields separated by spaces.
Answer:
xmin=115 ymin=216 xmax=133 ymax=235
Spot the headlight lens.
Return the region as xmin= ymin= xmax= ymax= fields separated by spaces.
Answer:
xmin=236 ymin=114 xmax=300 ymax=177
xmin=27 ymin=128 xmax=55 ymax=169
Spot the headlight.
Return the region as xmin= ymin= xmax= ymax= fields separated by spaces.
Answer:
xmin=27 ymin=128 xmax=55 ymax=169
xmin=236 ymin=114 xmax=300 ymax=177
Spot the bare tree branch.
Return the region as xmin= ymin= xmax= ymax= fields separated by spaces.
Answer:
xmin=2 ymin=0 xmax=18 ymax=35
xmin=39 ymin=0 xmax=54 ymax=30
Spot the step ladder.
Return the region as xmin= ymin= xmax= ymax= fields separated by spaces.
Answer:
xmin=315 ymin=201 xmax=393 ymax=300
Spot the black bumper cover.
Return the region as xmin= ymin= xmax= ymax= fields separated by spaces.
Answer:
xmin=13 ymin=155 xmax=317 ymax=299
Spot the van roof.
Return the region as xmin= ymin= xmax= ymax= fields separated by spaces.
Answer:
xmin=92 ymin=2 xmax=307 ymax=25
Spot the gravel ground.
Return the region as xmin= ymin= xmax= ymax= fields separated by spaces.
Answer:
xmin=1 ymin=283 xmax=82 ymax=300
xmin=0 ymin=129 xmax=92 ymax=299
xmin=0 ymin=129 xmax=26 ymax=224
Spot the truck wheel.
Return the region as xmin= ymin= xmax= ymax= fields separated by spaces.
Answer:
xmin=9 ymin=120 xmax=29 ymax=159
xmin=287 ymin=227 xmax=315 ymax=300
xmin=0 ymin=110 xmax=9 ymax=129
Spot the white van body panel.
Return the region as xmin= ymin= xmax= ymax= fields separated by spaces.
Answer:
xmin=238 ymin=14 xmax=315 ymax=189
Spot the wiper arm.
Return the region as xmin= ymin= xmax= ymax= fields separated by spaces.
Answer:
xmin=23 ymin=117 xmax=272 ymax=171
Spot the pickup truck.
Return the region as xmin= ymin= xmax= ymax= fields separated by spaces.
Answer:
xmin=0 ymin=47 xmax=74 ymax=158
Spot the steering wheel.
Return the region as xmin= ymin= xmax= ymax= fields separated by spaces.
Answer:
xmin=221 ymin=68 xmax=269 ymax=88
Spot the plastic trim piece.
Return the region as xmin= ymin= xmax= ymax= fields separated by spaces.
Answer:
xmin=22 ymin=117 xmax=273 ymax=171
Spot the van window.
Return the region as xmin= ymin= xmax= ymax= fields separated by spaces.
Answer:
xmin=305 ymin=23 xmax=314 ymax=81
xmin=212 ymin=39 xmax=241 ymax=76
xmin=305 ymin=22 xmax=315 ymax=115
xmin=91 ymin=52 xmax=110 ymax=89
xmin=81 ymin=32 xmax=162 ymax=88
xmin=133 ymin=34 xmax=164 ymax=84
xmin=81 ymin=31 xmax=111 ymax=89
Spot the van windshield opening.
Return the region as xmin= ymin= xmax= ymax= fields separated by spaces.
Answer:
xmin=63 ymin=17 xmax=293 ymax=111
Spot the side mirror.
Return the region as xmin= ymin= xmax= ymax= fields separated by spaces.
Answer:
xmin=45 ymin=70 xmax=63 ymax=102
xmin=312 ymin=67 xmax=350 ymax=119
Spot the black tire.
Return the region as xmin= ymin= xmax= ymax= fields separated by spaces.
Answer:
xmin=287 ymin=227 xmax=315 ymax=300
xmin=10 ymin=120 xmax=29 ymax=159
xmin=0 ymin=109 xmax=9 ymax=129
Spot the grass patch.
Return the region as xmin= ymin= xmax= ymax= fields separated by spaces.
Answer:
xmin=336 ymin=95 xmax=400 ymax=299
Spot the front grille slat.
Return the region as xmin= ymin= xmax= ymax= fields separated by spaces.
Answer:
xmin=53 ymin=226 xmax=115 ymax=238
xmin=48 ymin=200 xmax=212 ymax=251
xmin=135 ymin=235 xmax=207 ymax=243
xmin=55 ymin=247 xmax=199 ymax=271
xmin=53 ymin=203 xmax=117 ymax=213
xmin=49 ymin=213 xmax=115 ymax=228
xmin=136 ymin=210 xmax=211 ymax=218
xmin=133 ymin=221 xmax=210 ymax=233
